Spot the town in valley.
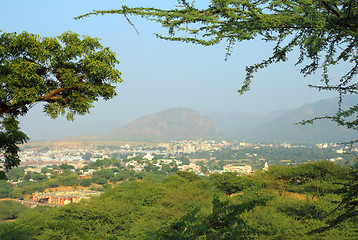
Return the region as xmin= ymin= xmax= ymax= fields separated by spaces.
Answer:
xmin=1 ymin=139 xmax=354 ymax=206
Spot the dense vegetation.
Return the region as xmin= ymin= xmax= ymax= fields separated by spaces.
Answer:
xmin=0 ymin=159 xmax=175 ymax=199
xmin=0 ymin=31 xmax=122 ymax=179
xmin=0 ymin=201 xmax=27 ymax=221
xmin=0 ymin=161 xmax=356 ymax=239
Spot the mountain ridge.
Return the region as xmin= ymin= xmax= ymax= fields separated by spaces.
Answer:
xmin=38 ymin=96 xmax=357 ymax=143
xmin=206 ymin=95 xmax=357 ymax=143
xmin=104 ymin=108 xmax=221 ymax=141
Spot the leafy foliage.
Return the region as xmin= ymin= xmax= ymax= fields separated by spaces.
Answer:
xmin=0 ymin=31 xmax=122 ymax=178
xmin=0 ymin=181 xmax=13 ymax=198
xmin=211 ymin=172 xmax=248 ymax=195
xmin=0 ymin=201 xmax=27 ymax=221
xmin=0 ymin=171 xmax=213 ymax=239
xmin=0 ymin=162 xmax=357 ymax=239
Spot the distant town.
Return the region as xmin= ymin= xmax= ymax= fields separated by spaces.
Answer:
xmin=19 ymin=139 xmax=355 ymax=175
xmin=1 ymin=139 xmax=355 ymax=206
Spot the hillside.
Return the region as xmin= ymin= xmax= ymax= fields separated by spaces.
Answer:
xmin=205 ymin=96 xmax=357 ymax=143
xmin=203 ymin=109 xmax=290 ymax=138
xmin=105 ymin=108 xmax=221 ymax=141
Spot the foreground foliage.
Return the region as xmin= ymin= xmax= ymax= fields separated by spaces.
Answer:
xmin=0 ymin=201 xmax=27 ymax=221
xmin=0 ymin=161 xmax=357 ymax=239
xmin=0 ymin=31 xmax=122 ymax=179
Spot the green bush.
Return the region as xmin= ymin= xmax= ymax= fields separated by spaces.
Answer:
xmin=0 ymin=201 xmax=27 ymax=220
xmin=80 ymin=178 xmax=92 ymax=187
xmin=0 ymin=181 xmax=13 ymax=198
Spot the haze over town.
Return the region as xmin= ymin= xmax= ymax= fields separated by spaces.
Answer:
xmin=1 ymin=0 xmax=341 ymax=140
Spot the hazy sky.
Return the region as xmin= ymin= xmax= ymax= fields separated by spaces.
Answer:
xmin=1 ymin=0 xmax=339 ymax=139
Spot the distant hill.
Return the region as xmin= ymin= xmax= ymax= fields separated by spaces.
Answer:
xmin=50 ymin=96 xmax=356 ymax=143
xmin=202 ymin=109 xmax=291 ymax=138
xmin=205 ymin=96 xmax=357 ymax=143
xmin=105 ymin=108 xmax=221 ymax=141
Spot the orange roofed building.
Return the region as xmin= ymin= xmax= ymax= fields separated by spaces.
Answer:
xmin=32 ymin=190 xmax=101 ymax=205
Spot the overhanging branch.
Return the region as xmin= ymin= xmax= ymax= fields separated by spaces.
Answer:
xmin=0 ymin=87 xmax=75 ymax=115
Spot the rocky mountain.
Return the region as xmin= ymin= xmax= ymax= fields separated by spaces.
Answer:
xmin=105 ymin=108 xmax=221 ymax=141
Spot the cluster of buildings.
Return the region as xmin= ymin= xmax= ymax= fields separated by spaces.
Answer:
xmin=15 ymin=139 xmax=352 ymax=179
xmin=19 ymin=146 xmax=85 ymax=168
xmin=18 ymin=140 xmax=233 ymax=168
xmin=32 ymin=190 xmax=101 ymax=206
xmin=18 ymin=140 xmax=352 ymax=168
xmin=5 ymin=139 xmax=353 ymax=207
xmin=110 ymin=156 xmax=254 ymax=176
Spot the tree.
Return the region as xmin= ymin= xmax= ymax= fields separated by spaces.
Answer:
xmin=0 ymin=181 xmax=13 ymax=198
xmin=161 ymin=163 xmax=171 ymax=174
xmin=6 ymin=167 xmax=24 ymax=181
xmin=93 ymin=169 xmax=115 ymax=179
xmin=59 ymin=163 xmax=75 ymax=170
xmin=40 ymin=167 xmax=50 ymax=174
xmin=311 ymin=162 xmax=358 ymax=233
xmin=46 ymin=178 xmax=60 ymax=188
xmin=0 ymin=31 xmax=122 ymax=179
xmin=59 ymin=174 xmax=79 ymax=186
xmin=0 ymin=200 xmax=27 ymax=220
xmin=80 ymin=178 xmax=92 ymax=187
xmin=76 ymin=0 xmax=357 ymax=141
xmin=24 ymin=172 xmax=47 ymax=182
xmin=92 ymin=175 xmax=108 ymax=185
xmin=211 ymin=172 xmax=246 ymax=195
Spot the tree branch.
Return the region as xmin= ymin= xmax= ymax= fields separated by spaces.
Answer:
xmin=53 ymin=70 xmax=64 ymax=85
xmin=320 ymin=0 xmax=340 ymax=17
xmin=0 ymin=87 xmax=74 ymax=115
xmin=0 ymin=104 xmax=24 ymax=114
xmin=41 ymin=87 xmax=68 ymax=101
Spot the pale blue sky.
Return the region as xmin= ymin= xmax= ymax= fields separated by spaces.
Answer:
xmin=1 ymin=0 xmax=339 ymax=139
